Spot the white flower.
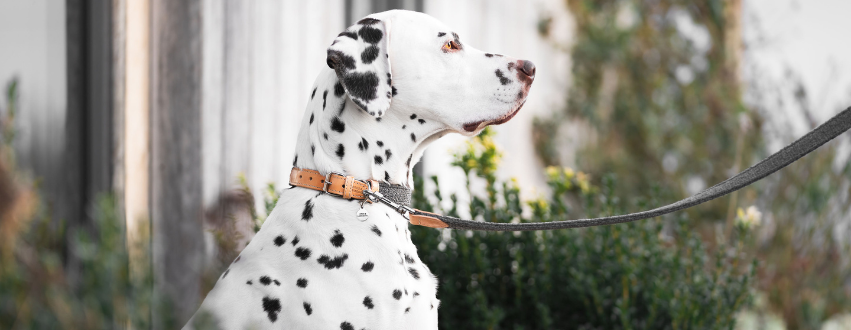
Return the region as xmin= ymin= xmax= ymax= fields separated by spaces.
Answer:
xmin=736 ymin=206 xmax=762 ymax=229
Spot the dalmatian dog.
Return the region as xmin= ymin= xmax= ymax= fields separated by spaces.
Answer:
xmin=186 ymin=10 xmax=534 ymax=329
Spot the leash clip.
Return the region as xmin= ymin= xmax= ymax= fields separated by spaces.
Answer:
xmin=363 ymin=189 xmax=415 ymax=219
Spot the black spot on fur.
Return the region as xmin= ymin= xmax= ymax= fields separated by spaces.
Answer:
xmin=386 ymin=73 xmax=392 ymax=85
xmin=377 ymin=140 xmax=384 ymax=147
xmin=311 ymin=87 xmax=317 ymax=99
xmin=418 ymin=119 xmax=426 ymax=124
xmin=358 ymin=137 xmax=369 ymax=151
xmin=331 ymin=116 xmax=345 ymax=133
xmin=309 ymin=113 xmax=314 ymax=124
xmin=385 ymin=171 xmax=390 ymax=181
xmin=392 ymin=289 xmax=402 ymax=300
xmin=262 ymin=297 xmax=282 ymax=322
xmin=302 ymin=199 xmax=314 ymax=221
xmin=274 ymin=235 xmax=286 ymax=246
xmin=495 ymin=69 xmax=511 ymax=85
xmin=358 ymin=26 xmax=383 ymax=44
xmin=336 ymin=144 xmax=345 ymax=159
xmin=311 ymin=144 xmax=315 ymax=155
xmin=410 ymin=114 xmax=417 ymax=120
xmin=411 ymin=133 xmax=416 ymax=142
xmin=260 ymin=276 xmax=272 ymax=285
xmin=385 ymin=149 xmax=392 ymax=160
xmin=374 ymin=155 xmax=383 ymax=165
xmin=402 ymin=125 xmax=406 ymax=130
xmin=406 ymin=155 xmax=412 ymax=166
xmin=327 ymin=50 xmax=356 ymax=71
xmin=323 ymin=90 xmax=328 ymax=109
xmin=404 ymin=253 xmax=416 ymax=264
xmin=485 ymin=53 xmax=494 ymax=57
xmin=297 ymin=278 xmax=308 ymax=288
xmin=376 ymin=117 xmax=382 ymax=122
xmin=408 ymin=267 xmax=420 ymax=279
xmin=362 ymin=261 xmax=374 ymax=272
xmin=371 ymin=225 xmax=382 ymax=236
xmin=330 ymin=230 xmax=345 ymax=247
xmin=323 ymin=132 xmax=329 ymax=140
xmin=340 ymin=322 xmax=355 ymax=330
xmin=342 ymin=71 xmax=380 ymax=101
xmin=413 ymin=292 xmax=420 ymax=297
xmin=273 ymin=279 xmax=280 ymax=286
xmin=292 ymin=236 xmax=300 ymax=246
xmin=221 ymin=269 xmax=229 ymax=278
xmin=303 ymin=302 xmax=313 ymax=315
xmin=295 ymin=247 xmax=312 ymax=260
xmin=405 ymin=307 xmax=411 ymax=313
xmin=334 ymin=81 xmax=346 ymax=97
xmin=361 ymin=45 xmax=380 ymax=64
xmin=437 ymin=32 xmax=446 ymax=37
xmin=293 ymin=155 xmax=298 ymax=167
xmin=391 ymin=86 xmax=398 ymax=96
xmin=363 ymin=296 xmax=374 ymax=309
xmin=338 ymin=31 xmax=358 ymax=40
xmin=317 ymin=254 xmax=349 ymax=269
xmin=358 ymin=17 xmax=380 ymax=25
xmin=246 ymin=280 xmax=252 ymax=285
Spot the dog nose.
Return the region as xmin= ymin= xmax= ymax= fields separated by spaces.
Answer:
xmin=519 ymin=60 xmax=536 ymax=78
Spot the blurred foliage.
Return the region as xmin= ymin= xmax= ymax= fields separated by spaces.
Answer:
xmin=412 ymin=128 xmax=756 ymax=329
xmin=534 ymin=0 xmax=851 ymax=328
xmin=0 ymin=78 xmax=173 ymax=329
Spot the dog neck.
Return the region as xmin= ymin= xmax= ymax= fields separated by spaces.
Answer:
xmin=293 ymin=69 xmax=448 ymax=188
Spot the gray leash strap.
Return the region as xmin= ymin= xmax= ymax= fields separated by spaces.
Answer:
xmin=405 ymin=106 xmax=851 ymax=231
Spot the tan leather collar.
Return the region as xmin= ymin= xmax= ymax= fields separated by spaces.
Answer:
xmin=289 ymin=167 xmax=379 ymax=200
xmin=288 ymin=167 xmax=448 ymax=229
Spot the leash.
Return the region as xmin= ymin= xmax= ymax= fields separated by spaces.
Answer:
xmin=293 ymin=106 xmax=851 ymax=231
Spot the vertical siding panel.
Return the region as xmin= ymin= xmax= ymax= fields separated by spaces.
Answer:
xmin=202 ymin=0 xmax=224 ymax=206
xmin=250 ymin=0 xmax=280 ymax=214
xmin=223 ymin=1 xmax=253 ymax=189
xmin=277 ymin=1 xmax=300 ymax=187
xmin=150 ymin=0 xmax=204 ymax=325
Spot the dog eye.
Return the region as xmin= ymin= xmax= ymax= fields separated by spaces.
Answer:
xmin=444 ymin=41 xmax=459 ymax=50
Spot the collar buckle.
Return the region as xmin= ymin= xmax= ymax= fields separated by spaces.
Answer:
xmin=322 ymin=172 xmax=342 ymax=193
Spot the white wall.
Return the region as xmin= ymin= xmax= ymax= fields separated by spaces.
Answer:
xmin=202 ymin=0 xmax=346 ymax=214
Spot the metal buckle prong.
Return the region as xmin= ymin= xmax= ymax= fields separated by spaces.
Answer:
xmin=322 ymin=173 xmax=332 ymax=193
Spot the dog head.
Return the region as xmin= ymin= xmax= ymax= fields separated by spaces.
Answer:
xmin=327 ymin=10 xmax=535 ymax=136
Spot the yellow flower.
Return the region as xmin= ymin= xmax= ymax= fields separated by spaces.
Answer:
xmin=546 ymin=166 xmax=560 ymax=180
xmin=576 ymin=171 xmax=590 ymax=193
xmin=563 ymin=167 xmax=575 ymax=180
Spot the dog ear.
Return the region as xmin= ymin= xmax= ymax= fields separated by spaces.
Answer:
xmin=327 ymin=17 xmax=393 ymax=117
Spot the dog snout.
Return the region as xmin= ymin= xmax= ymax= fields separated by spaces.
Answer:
xmin=519 ymin=60 xmax=536 ymax=78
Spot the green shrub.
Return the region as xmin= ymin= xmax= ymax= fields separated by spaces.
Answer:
xmin=412 ymin=128 xmax=756 ymax=329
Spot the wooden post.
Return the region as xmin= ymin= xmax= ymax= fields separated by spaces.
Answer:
xmin=150 ymin=0 xmax=204 ymax=326
xmin=124 ymin=0 xmax=151 ymax=322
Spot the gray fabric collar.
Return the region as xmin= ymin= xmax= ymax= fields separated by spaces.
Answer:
xmin=377 ymin=181 xmax=412 ymax=207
